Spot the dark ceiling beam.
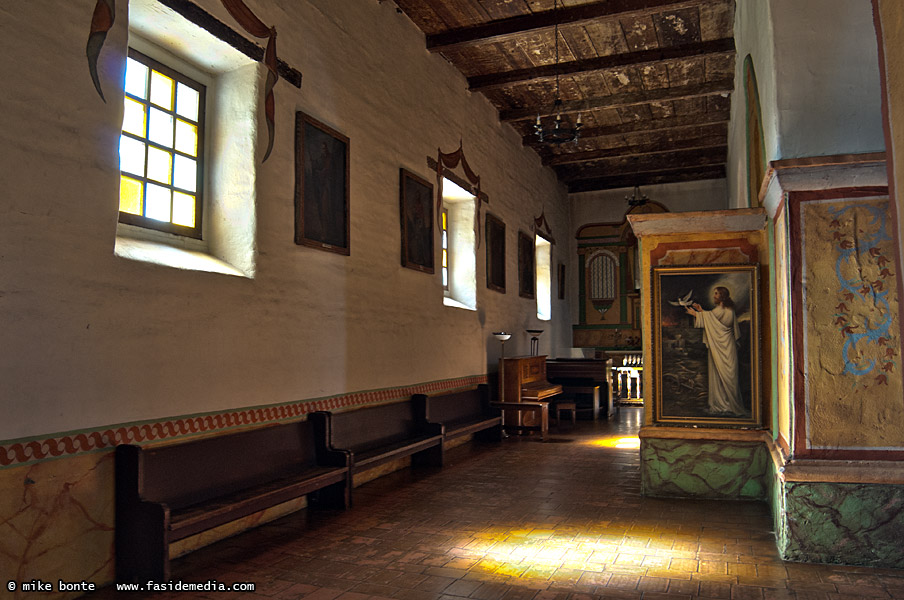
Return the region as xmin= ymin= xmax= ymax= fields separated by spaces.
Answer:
xmin=524 ymin=110 xmax=729 ymax=146
xmin=425 ymin=0 xmax=706 ymax=54
xmin=500 ymin=78 xmax=733 ymax=122
xmin=567 ymin=165 xmax=727 ymax=193
xmin=468 ymin=38 xmax=734 ymax=91
xmin=556 ymin=145 xmax=727 ymax=179
xmin=541 ymin=136 xmax=727 ymax=166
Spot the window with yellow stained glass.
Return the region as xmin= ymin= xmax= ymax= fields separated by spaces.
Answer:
xmin=119 ymin=49 xmax=205 ymax=238
xmin=441 ymin=207 xmax=449 ymax=290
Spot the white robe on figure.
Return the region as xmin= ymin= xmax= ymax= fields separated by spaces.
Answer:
xmin=693 ymin=305 xmax=746 ymax=415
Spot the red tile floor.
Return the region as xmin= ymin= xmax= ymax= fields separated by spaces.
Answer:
xmin=87 ymin=407 xmax=904 ymax=599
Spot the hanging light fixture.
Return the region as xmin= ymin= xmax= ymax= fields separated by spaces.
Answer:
xmin=625 ymin=185 xmax=650 ymax=207
xmin=534 ymin=0 xmax=582 ymax=145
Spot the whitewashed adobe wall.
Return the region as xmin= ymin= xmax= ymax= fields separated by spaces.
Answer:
xmin=0 ymin=0 xmax=571 ymax=442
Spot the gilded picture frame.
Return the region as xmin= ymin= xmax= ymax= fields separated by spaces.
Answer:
xmin=652 ymin=264 xmax=760 ymax=426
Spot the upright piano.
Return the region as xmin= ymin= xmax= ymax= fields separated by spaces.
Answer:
xmin=499 ymin=355 xmax=562 ymax=435
xmin=546 ymin=357 xmax=614 ymax=419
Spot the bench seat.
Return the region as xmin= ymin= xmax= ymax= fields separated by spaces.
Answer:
xmin=115 ymin=420 xmax=350 ymax=583
xmin=169 ymin=465 xmax=349 ymax=540
xmin=348 ymin=433 xmax=444 ymax=471
xmin=413 ymin=385 xmax=503 ymax=446
xmin=310 ymin=400 xmax=444 ymax=490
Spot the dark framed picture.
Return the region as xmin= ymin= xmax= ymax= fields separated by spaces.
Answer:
xmin=485 ymin=213 xmax=505 ymax=292
xmin=557 ymin=263 xmax=565 ymax=300
xmin=399 ymin=168 xmax=434 ymax=273
xmin=518 ymin=231 xmax=535 ymax=299
xmin=294 ymin=111 xmax=350 ymax=255
xmin=652 ymin=265 xmax=760 ymax=426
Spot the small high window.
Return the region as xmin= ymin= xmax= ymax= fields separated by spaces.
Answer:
xmin=441 ymin=207 xmax=450 ymax=290
xmin=535 ymin=234 xmax=552 ymax=320
xmin=119 ymin=49 xmax=205 ymax=239
xmin=442 ymin=178 xmax=477 ymax=310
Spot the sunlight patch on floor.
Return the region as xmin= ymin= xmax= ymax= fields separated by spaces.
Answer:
xmin=584 ymin=436 xmax=641 ymax=449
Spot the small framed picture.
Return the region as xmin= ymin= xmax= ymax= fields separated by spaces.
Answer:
xmin=485 ymin=213 xmax=505 ymax=292
xmin=557 ymin=263 xmax=565 ymax=300
xmin=399 ymin=168 xmax=434 ymax=273
xmin=294 ymin=111 xmax=350 ymax=255
xmin=518 ymin=231 xmax=535 ymax=299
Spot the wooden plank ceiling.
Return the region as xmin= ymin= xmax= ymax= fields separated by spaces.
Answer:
xmin=391 ymin=0 xmax=736 ymax=193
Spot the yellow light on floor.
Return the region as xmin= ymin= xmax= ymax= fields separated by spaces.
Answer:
xmin=615 ymin=437 xmax=641 ymax=449
xmin=586 ymin=436 xmax=640 ymax=449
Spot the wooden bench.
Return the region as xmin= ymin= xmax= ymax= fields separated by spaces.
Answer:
xmin=309 ymin=400 xmax=444 ymax=488
xmin=115 ymin=420 xmax=351 ymax=583
xmin=413 ymin=384 xmax=503 ymax=447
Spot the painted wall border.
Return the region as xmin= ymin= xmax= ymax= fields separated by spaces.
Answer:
xmin=0 ymin=374 xmax=488 ymax=469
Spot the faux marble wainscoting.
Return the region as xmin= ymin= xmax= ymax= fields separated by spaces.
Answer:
xmin=640 ymin=434 xmax=770 ymax=500
xmin=778 ymin=481 xmax=904 ymax=569
xmin=0 ymin=451 xmax=115 ymax=599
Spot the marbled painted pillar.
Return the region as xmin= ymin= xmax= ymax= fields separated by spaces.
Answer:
xmin=778 ymin=481 xmax=904 ymax=568
xmin=640 ymin=431 xmax=770 ymax=500
xmin=0 ymin=452 xmax=115 ymax=599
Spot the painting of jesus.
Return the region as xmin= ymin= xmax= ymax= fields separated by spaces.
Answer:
xmin=652 ymin=265 xmax=760 ymax=426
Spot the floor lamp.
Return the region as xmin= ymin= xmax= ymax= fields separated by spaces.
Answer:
xmin=493 ymin=332 xmax=512 ymax=402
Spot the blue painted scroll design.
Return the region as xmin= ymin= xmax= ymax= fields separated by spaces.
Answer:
xmin=828 ymin=201 xmax=899 ymax=386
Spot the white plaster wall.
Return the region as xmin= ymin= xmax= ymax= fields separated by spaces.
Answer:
xmin=727 ymin=0 xmax=884 ymax=208
xmin=0 ymin=0 xmax=571 ymax=440
xmin=770 ymin=0 xmax=884 ymax=160
xmin=570 ymin=179 xmax=729 ymax=227
xmin=726 ymin=0 xmax=778 ymax=208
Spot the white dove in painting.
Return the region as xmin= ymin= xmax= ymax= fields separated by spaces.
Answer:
xmin=668 ymin=290 xmax=694 ymax=308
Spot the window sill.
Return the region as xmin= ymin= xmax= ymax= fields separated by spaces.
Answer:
xmin=114 ymin=236 xmax=247 ymax=278
xmin=443 ymin=296 xmax=476 ymax=311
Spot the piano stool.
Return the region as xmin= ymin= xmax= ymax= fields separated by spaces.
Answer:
xmin=552 ymin=401 xmax=576 ymax=427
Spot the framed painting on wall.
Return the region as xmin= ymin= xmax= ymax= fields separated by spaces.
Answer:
xmin=399 ymin=168 xmax=434 ymax=273
xmin=485 ymin=213 xmax=505 ymax=292
xmin=557 ymin=263 xmax=565 ymax=300
xmin=294 ymin=111 xmax=350 ymax=255
xmin=518 ymin=231 xmax=535 ymax=299
xmin=652 ymin=264 xmax=760 ymax=426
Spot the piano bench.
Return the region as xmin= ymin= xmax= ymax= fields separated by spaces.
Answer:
xmin=553 ymin=401 xmax=576 ymax=426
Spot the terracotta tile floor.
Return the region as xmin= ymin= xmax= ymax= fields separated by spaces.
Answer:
xmin=87 ymin=408 xmax=904 ymax=599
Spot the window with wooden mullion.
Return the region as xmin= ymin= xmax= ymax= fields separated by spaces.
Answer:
xmin=119 ymin=48 xmax=206 ymax=239
xmin=441 ymin=207 xmax=450 ymax=290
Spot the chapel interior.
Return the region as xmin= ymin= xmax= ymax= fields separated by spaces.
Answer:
xmin=2 ymin=0 xmax=904 ymax=598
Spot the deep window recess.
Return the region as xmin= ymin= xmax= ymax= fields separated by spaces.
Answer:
xmin=441 ymin=207 xmax=450 ymax=290
xmin=119 ymin=48 xmax=206 ymax=239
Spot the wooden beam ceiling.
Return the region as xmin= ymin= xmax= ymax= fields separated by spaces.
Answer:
xmin=541 ymin=134 xmax=727 ymax=166
xmin=556 ymin=145 xmax=727 ymax=180
xmin=426 ymin=0 xmax=710 ymax=53
xmin=395 ymin=0 xmax=736 ymax=193
xmin=523 ymin=109 xmax=730 ymax=146
xmin=467 ymin=38 xmax=735 ymax=91
xmin=500 ymin=79 xmax=733 ymax=122
xmin=567 ymin=165 xmax=727 ymax=193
